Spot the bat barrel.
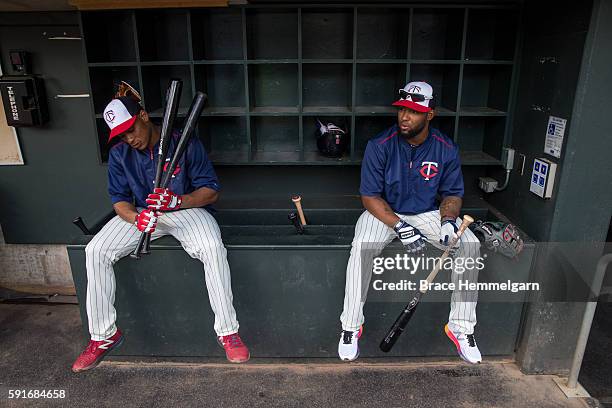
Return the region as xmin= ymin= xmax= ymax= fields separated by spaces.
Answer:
xmin=160 ymin=92 xmax=207 ymax=188
xmin=291 ymin=195 xmax=307 ymax=226
xmin=153 ymin=79 xmax=182 ymax=189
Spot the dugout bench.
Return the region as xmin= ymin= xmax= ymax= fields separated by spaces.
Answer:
xmin=67 ymin=202 xmax=534 ymax=359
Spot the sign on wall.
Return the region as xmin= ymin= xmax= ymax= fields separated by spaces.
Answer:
xmin=544 ymin=115 xmax=566 ymax=159
xmin=0 ymin=64 xmax=24 ymax=165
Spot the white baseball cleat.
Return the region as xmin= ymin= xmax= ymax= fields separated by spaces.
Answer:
xmin=445 ymin=324 xmax=482 ymax=364
xmin=338 ymin=326 xmax=363 ymax=362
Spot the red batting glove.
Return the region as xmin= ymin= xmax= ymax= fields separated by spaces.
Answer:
xmin=146 ymin=188 xmax=182 ymax=211
xmin=134 ymin=209 xmax=159 ymax=233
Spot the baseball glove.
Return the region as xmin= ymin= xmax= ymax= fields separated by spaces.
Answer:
xmin=470 ymin=220 xmax=524 ymax=258
xmin=115 ymin=80 xmax=141 ymax=102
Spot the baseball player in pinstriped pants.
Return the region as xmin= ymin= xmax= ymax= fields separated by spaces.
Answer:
xmin=338 ymin=81 xmax=482 ymax=364
xmin=72 ymin=96 xmax=249 ymax=372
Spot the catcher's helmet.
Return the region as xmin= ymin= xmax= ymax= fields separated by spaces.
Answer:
xmin=316 ymin=119 xmax=348 ymax=158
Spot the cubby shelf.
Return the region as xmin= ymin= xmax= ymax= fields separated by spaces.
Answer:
xmin=459 ymin=107 xmax=507 ymax=116
xmin=460 ymin=151 xmax=502 ymax=165
xmin=302 ymin=107 xmax=352 ymax=115
xmin=148 ymin=108 xmax=191 ymax=118
xmin=203 ymin=152 xmax=499 ymax=166
xmin=354 ymin=106 xmax=395 ymax=114
xmin=83 ymin=5 xmax=519 ymax=166
xmin=201 ymin=107 xmax=247 ymax=116
xmin=250 ymin=107 xmax=299 ymax=115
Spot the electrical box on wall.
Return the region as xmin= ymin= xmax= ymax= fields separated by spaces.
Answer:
xmin=0 ymin=50 xmax=48 ymax=127
xmin=529 ymin=158 xmax=557 ymax=198
xmin=0 ymin=76 xmax=48 ymax=127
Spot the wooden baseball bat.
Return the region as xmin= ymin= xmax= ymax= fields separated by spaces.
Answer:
xmin=291 ymin=195 xmax=307 ymax=226
xmin=379 ymin=214 xmax=474 ymax=352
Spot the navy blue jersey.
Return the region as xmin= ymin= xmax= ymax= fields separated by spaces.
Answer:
xmin=108 ymin=131 xmax=220 ymax=208
xmin=360 ymin=124 xmax=464 ymax=215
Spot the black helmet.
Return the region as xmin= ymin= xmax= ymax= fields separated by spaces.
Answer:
xmin=316 ymin=119 xmax=348 ymax=158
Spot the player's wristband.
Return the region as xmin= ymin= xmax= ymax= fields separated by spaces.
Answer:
xmin=441 ymin=216 xmax=456 ymax=224
xmin=393 ymin=220 xmax=405 ymax=232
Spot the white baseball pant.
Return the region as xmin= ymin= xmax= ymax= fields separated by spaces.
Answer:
xmin=340 ymin=209 xmax=481 ymax=334
xmin=85 ymin=208 xmax=238 ymax=341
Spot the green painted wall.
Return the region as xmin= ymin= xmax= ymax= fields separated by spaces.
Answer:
xmin=486 ymin=0 xmax=612 ymax=374
xmin=0 ymin=12 xmax=109 ymax=244
xmin=485 ymin=0 xmax=593 ymax=241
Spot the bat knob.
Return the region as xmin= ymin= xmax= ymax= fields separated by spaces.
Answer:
xmin=72 ymin=216 xmax=92 ymax=235
xmin=291 ymin=195 xmax=301 ymax=203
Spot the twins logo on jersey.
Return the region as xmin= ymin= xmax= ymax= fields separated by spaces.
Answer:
xmin=419 ymin=161 xmax=439 ymax=181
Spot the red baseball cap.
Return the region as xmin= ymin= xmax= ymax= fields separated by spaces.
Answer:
xmin=392 ymin=81 xmax=434 ymax=113
xmin=103 ymin=96 xmax=142 ymax=142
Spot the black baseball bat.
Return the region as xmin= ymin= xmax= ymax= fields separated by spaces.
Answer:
xmin=379 ymin=215 xmax=474 ymax=352
xmin=159 ymin=92 xmax=207 ymax=188
xmin=138 ymin=79 xmax=183 ymax=256
xmin=131 ymin=91 xmax=207 ymax=259
xmin=288 ymin=212 xmax=304 ymax=234
xmin=72 ymin=217 xmax=91 ymax=235
xmin=131 ymin=79 xmax=182 ymax=259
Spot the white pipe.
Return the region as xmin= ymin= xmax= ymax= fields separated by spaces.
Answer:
xmin=494 ymin=170 xmax=512 ymax=191
xmin=566 ymin=253 xmax=612 ymax=388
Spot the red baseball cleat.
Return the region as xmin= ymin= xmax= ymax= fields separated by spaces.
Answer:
xmin=71 ymin=329 xmax=124 ymax=373
xmin=217 ymin=332 xmax=250 ymax=363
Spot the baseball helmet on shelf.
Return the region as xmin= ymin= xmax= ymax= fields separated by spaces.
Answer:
xmin=315 ymin=119 xmax=348 ymax=158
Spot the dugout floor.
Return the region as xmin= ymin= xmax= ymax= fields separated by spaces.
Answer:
xmin=0 ymin=303 xmax=602 ymax=408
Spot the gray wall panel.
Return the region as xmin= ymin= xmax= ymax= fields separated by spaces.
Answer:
xmin=0 ymin=14 xmax=110 ymax=244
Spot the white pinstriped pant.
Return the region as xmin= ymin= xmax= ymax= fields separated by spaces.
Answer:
xmin=85 ymin=208 xmax=238 ymax=341
xmin=340 ymin=210 xmax=481 ymax=334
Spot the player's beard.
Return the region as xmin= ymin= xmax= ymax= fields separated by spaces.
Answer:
xmin=401 ymin=120 xmax=427 ymax=140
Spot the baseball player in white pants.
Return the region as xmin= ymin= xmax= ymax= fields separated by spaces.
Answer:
xmin=72 ymin=96 xmax=249 ymax=372
xmin=338 ymin=81 xmax=482 ymax=364
xmin=84 ymin=208 xmax=238 ymax=342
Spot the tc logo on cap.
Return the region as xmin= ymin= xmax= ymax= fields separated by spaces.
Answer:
xmin=407 ymin=85 xmax=422 ymax=94
xmin=105 ymin=110 xmax=115 ymax=123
